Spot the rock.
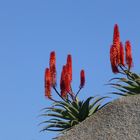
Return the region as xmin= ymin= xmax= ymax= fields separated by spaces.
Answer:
xmin=57 ymin=95 xmax=140 ymax=140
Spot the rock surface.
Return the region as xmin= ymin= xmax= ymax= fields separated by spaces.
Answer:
xmin=57 ymin=95 xmax=140 ymax=140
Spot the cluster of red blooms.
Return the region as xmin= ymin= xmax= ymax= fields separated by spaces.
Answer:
xmin=110 ymin=24 xmax=133 ymax=73
xmin=44 ymin=51 xmax=85 ymax=100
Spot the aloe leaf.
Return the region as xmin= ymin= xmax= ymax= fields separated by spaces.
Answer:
xmin=42 ymin=128 xmax=65 ymax=132
xmin=41 ymin=113 xmax=71 ymax=120
xmin=39 ymin=118 xmax=63 ymax=125
xmin=110 ymin=92 xmax=127 ymax=96
xmin=70 ymin=120 xmax=79 ymax=126
xmin=40 ymin=120 xmax=69 ymax=125
xmin=134 ymin=79 xmax=140 ymax=86
xmin=110 ymin=82 xmax=140 ymax=94
xmin=108 ymin=77 xmax=122 ymax=82
xmin=42 ymin=108 xmax=70 ymax=119
xmin=41 ymin=123 xmax=69 ymax=132
xmin=121 ymin=85 xmax=140 ymax=93
xmin=120 ymin=78 xmax=138 ymax=87
xmin=98 ymin=102 xmax=111 ymax=110
xmin=53 ymin=105 xmax=78 ymax=120
xmin=43 ymin=107 xmax=66 ymax=114
xmin=71 ymin=101 xmax=80 ymax=110
xmin=89 ymin=96 xmax=108 ymax=110
xmin=111 ymin=84 xmax=138 ymax=94
xmin=109 ymin=83 xmax=123 ymax=87
xmin=54 ymin=101 xmax=79 ymax=114
xmin=89 ymin=104 xmax=101 ymax=116
xmin=78 ymin=97 xmax=94 ymax=121
xmin=55 ymin=102 xmax=78 ymax=112
xmin=132 ymin=73 xmax=140 ymax=79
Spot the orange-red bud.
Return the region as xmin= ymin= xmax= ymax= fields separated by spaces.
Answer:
xmin=113 ymin=24 xmax=120 ymax=46
xmin=119 ymin=42 xmax=125 ymax=66
xmin=66 ymin=54 xmax=72 ymax=82
xmin=44 ymin=68 xmax=52 ymax=99
xmin=60 ymin=65 xmax=67 ymax=98
xmin=125 ymin=41 xmax=133 ymax=69
xmin=80 ymin=70 xmax=85 ymax=88
xmin=110 ymin=45 xmax=119 ymax=73
xmin=49 ymin=51 xmax=56 ymax=87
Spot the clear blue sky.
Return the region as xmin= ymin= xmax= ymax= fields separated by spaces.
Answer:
xmin=0 ymin=0 xmax=140 ymax=140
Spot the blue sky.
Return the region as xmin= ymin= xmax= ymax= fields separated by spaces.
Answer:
xmin=0 ymin=0 xmax=140 ymax=140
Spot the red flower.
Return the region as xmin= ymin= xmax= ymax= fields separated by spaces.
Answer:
xmin=113 ymin=24 xmax=121 ymax=64
xmin=45 ymin=68 xmax=52 ymax=99
xmin=113 ymin=24 xmax=120 ymax=46
xmin=65 ymin=73 xmax=71 ymax=93
xmin=125 ymin=41 xmax=133 ymax=69
xmin=66 ymin=54 xmax=72 ymax=82
xmin=119 ymin=42 xmax=125 ymax=66
xmin=49 ymin=51 xmax=56 ymax=87
xmin=60 ymin=64 xmax=71 ymax=98
xmin=110 ymin=45 xmax=119 ymax=73
xmin=50 ymin=51 xmax=56 ymax=65
xmin=80 ymin=70 xmax=85 ymax=88
xmin=60 ymin=65 xmax=67 ymax=98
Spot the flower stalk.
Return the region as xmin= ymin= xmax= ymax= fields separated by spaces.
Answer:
xmin=109 ymin=24 xmax=140 ymax=97
xmin=41 ymin=51 xmax=107 ymax=134
xmin=110 ymin=24 xmax=133 ymax=74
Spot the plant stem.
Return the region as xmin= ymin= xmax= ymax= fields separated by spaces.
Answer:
xmin=75 ymin=87 xmax=82 ymax=99
xmin=119 ymin=65 xmax=135 ymax=80
xmin=53 ymin=86 xmax=66 ymax=102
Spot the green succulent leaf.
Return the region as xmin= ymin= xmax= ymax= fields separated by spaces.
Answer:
xmin=41 ymin=113 xmax=72 ymax=120
xmin=78 ymin=97 xmax=94 ymax=121
xmin=52 ymin=104 xmax=79 ymax=120
xmin=89 ymin=103 xmax=101 ymax=116
xmin=39 ymin=118 xmax=63 ymax=125
xmin=41 ymin=123 xmax=69 ymax=132
xmin=53 ymin=101 xmax=79 ymax=115
xmin=109 ymin=72 xmax=140 ymax=96
xmin=40 ymin=96 xmax=108 ymax=133
xmin=110 ymin=92 xmax=128 ymax=96
xmin=89 ymin=96 xmax=107 ymax=110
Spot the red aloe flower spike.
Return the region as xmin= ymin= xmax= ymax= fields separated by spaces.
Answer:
xmin=50 ymin=51 xmax=56 ymax=65
xmin=125 ymin=41 xmax=133 ymax=69
xmin=113 ymin=24 xmax=121 ymax=64
xmin=67 ymin=54 xmax=72 ymax=82
xmin=60 ymin=65 xmax=67 ymax=98
xmin=45 ymin=68 xmax=52 ymax=99
xmin=49 ymin=51 xmax=56 ymax=87
xmin=65 ymin=71 xmax=71 ymax=93
xmin=80 ymin=69 xmax=85 ymax=88
xmin=110 ymin=45 xmax=119 ymax=73
xmin=113 ymin=24 xmax=120 ymax=46
xmin=119 ymin=42 xmax=125 ymax=66
xmin=60 ymin=77 xmax=67 ymax=98
xmin=60 ymin=64 xmax=71 ymax=96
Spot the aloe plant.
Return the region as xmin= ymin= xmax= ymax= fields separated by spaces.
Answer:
xmin=40 ymin=51 xmax=108 ymax=134
xmin=109 ymin=70 xmax=140 ymax=96
xmin=109 ymin=24 xmax=140 ymax=96
xmin=40 ymin=96 xmax=107 ymax=132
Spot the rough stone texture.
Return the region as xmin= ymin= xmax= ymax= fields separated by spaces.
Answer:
xmin=57 ymin=95 xmax=140 ymax=140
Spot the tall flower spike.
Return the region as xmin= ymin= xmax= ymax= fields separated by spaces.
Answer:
xmin=119 ymin=42 xmax=125 ymax=66
xmin=113 ymin=24 xmax=121 ymax=64
xmin=60 ymin=65 xmax=67 ymax=98
xmin=113 ymin=24 xmax=120 ymax=45
xmin=45 ymin=68 xmax=52 ymax=99
xmin=66 ymin=54 xmax=72 ymax=82
xmin=110 ymin=45 xmax=119 ymax=73
xmin=49 ymin=51 xmax=56 ymax=87
xmin=65 ymin=73 xmax=71 ymax=93
xmin=125 ymin=41 xmax=133 ymax=69
xmin=80 ymin=69 xmax=85 ymax=88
